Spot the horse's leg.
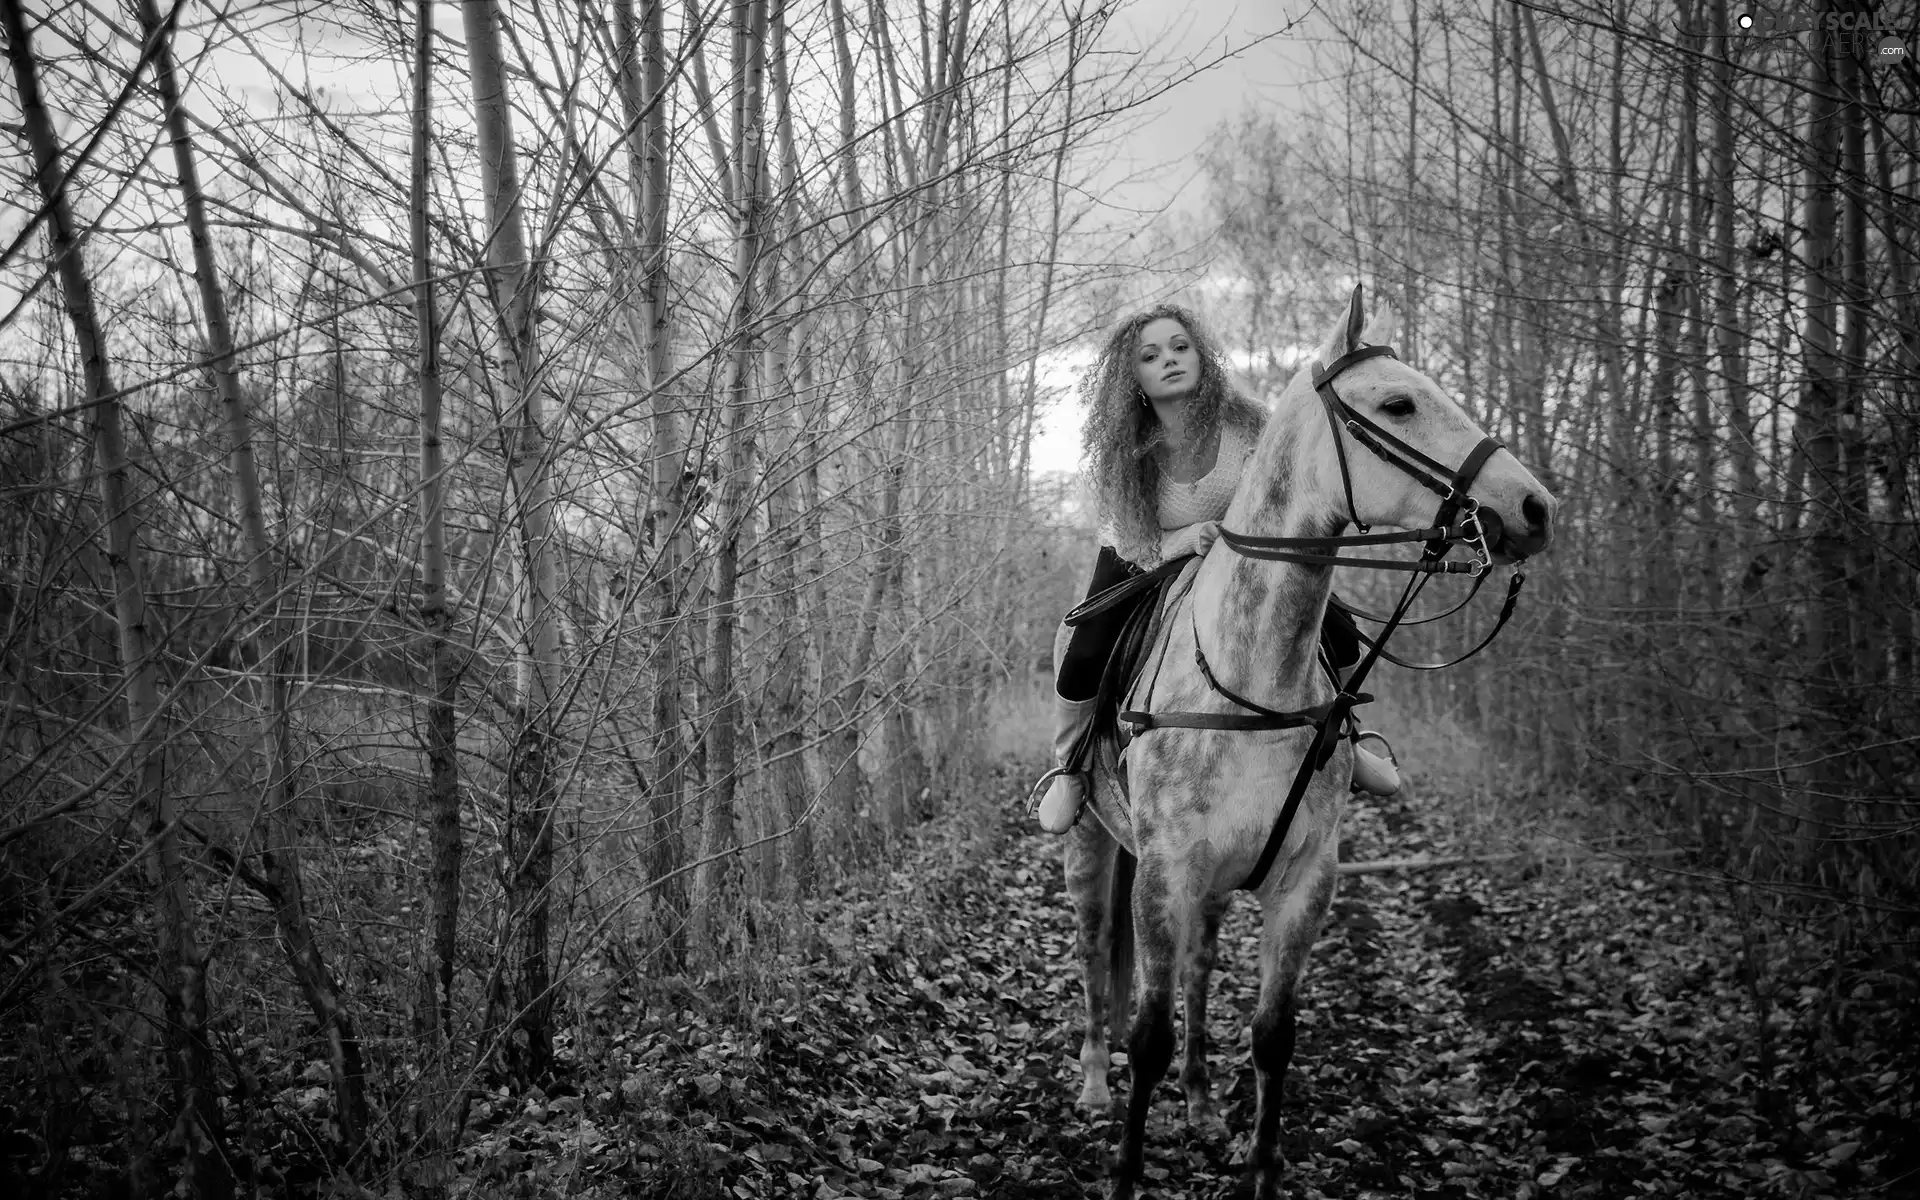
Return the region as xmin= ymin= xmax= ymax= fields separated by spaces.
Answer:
xmin=1179 ymin=890 xmax=1227 ymax=1132
xmin=1248 ymin=853 xmax=1338 ymax=1200
xmin=1065 ymin=820 xmax=1116 ymax=1112
xmin=1110 ymin=858 xmax=1185 ymax=1200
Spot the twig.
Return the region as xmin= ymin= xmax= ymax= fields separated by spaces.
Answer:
xmin=1338 ymin=852 xmax=1523 ymax=876
xmin=1338 ymin=847 xmax=1689 ymax=875
xmin=183 ymin=822 xmax=282 ymax=905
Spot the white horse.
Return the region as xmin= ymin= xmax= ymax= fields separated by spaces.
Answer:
xmin=1063 ymin=285 xmax=1556 ymax=1200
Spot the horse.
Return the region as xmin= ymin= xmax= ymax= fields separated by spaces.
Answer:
xmin=1061 ymin=284 xmax=1557 ymax=1200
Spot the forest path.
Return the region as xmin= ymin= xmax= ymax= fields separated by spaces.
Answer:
xmin=463 ymin=772 xmax=1909 ymax=1200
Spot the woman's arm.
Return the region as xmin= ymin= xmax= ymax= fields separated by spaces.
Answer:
xmin=1158 ymin=521 xmax=1222 ymax=561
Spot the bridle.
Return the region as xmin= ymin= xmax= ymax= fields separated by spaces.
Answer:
xmin=1216 ymin=343 xmax=1503 ymax=577
xmin=1116 ymin=339 xmax=1530 ymax=892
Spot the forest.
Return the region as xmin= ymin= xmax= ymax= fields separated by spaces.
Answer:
xmin=0 ymin=0 xmax=1913 ymax=1196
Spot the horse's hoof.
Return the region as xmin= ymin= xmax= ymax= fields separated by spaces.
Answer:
xmin=1185 ymin=1096 xmax=1227 ymax=1139
xmin=1078 ymin=1080 xmax=1114 ymax=1113
xmin=1245 ymin=1159 xmax=1287 ymax=1200
xmin=1105 ymin=1178 xmax=1137 ymax=1200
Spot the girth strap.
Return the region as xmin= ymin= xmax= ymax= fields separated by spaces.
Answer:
xmin=1119 ymin=705 xmax=1345 ymax=734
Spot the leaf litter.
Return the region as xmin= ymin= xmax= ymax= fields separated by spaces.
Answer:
xmin=453 ymin=768 xmax=1917 ymax=1199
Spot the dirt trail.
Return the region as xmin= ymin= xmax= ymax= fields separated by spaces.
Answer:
xmin=489 ymin=772 xmax=1911 ymax=1199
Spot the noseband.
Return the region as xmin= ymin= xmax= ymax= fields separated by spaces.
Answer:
xmin=1120 ymin=342 xmax=1528 ymax=893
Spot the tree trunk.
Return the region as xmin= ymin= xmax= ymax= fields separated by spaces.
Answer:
xmin=820 ymin=0 xmax=879 ymax=850
xmin=1708 ymin=0 xmax=1757 ymax=535
xmin=2 ymin=5 xmax=232 ymax=1193
xmin=1648 ymin=257 xmax=1686 ymax=631
xmin=762 ymin=0 xmax=814 ymax=898
xmin=613 ymin=0 xmax=691 ymax=972
xmin=1796 ymin=0 xmax=1847 ymax=879
xmin=1010 ymin=5 xmax=1078 ymax=501
xmin=409 ymin=0 xmax=462 ymax=1182
xmin=410 ymin=0 xmax=461 ymax=1048
xmin=1681 ymin=11 xmax=1720 ymax=617
xmin=137 ymin=0 xmax=369 ymax=1149
xmin=1869 ymin=108 xmax=1919 ymax=694
xmin=460 ymin=0 xmax=561 ymax=1082
xmin=873 ymin=0 xmax=970 ymax=828
xmin=691 ymin=0 xmax=769 ymax=965
xmin=1402 ymin=0 xmax=1420 ymax=363
xmin=1837 ymin=23 xmax=1873 ymax=690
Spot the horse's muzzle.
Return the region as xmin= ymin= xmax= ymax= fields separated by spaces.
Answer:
xmin=1481 ymin=493 xmax=1554 ymax=560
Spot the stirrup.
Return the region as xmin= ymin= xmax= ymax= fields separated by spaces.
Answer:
xmin=1026 ymin=765 xmax=1075 ymax=817
xmin=1028 ymin=766 xmax=1088 ymax=832
xmin=1352 ymin=729 xmax=1398 ymax=766
xmin=1349 ymin=729 xmax=1401 ymax=797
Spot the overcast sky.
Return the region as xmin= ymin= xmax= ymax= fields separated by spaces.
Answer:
xmin=1027 ymin=1 xmax=1320 ymax=478
xmin=1 ymin=0 xmax=1322 ymax=482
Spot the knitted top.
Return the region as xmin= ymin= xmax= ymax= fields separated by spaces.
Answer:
xmin=1157 ymin=424 xmax=1253 ymax=532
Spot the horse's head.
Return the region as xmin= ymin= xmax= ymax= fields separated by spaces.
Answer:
xmin=1285 ymin=285 xmax=1556 ymax=562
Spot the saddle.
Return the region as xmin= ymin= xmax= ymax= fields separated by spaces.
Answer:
xmin=1060 ymin=556 xmax=1200 ymax=776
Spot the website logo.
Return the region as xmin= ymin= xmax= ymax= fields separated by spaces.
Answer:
xmin=1732 ymin=4 xmax=1816 ymax=34
xmin=1730 ymin=3 xmax=1911 ymax=62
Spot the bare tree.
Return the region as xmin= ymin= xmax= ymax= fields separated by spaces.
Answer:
xmin=759 ymin=0 xmax=814 ymax=898
xmin=407 ymin=0 xmax=463 ymax=1182
xmin=137 ymin=0 xmax=369 ymax=1149
xmin=1 ymin=4 xmax=232 ymax=1192
xmin=0 ymin=0 xmax=1189 ymax=1182
xmin=612 ymin=0 xmax=694 ymax=973
xmin=1265 ymin=0 xmax=1918 ymax=917
xmin=460 ymin=0 xmax=563 ymax=1082
xmin=687 ymin=0 xmax=769 ymax=959
xmin=1797 ymin=0 xmax=1847 ymax=875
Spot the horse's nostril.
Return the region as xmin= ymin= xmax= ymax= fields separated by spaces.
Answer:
xmin=1522 ymin=493 xmax=1550 ymax=534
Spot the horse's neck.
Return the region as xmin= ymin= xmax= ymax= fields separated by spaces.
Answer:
xmin=1200 ymin=420 xmax=1339 ymax=707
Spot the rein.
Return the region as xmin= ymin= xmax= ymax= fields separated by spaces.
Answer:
xmin=1218 ymin=522 xmax=1487 ymax=574
xmin=1118 ymin=342 xmax=1528 ymax=893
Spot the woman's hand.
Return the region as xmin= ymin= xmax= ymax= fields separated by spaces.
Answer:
xmin=1161 ymin=520 xmax=1223 ymax=560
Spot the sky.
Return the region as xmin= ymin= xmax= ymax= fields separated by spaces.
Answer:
xmin=1024 ymin=1 xmax=1320 ymax=479
xmin=193 ymin=0 xmax=1327 ymax=483
xmin=1 ymin=0 xmax=1320 ymax=484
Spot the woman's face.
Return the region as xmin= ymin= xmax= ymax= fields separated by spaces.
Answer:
xmin=1132 ymin=317 xmax=1199 ymax=405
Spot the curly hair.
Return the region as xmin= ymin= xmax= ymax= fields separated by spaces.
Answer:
xmin=1079 ymin=303 xmax=1268 ymax=567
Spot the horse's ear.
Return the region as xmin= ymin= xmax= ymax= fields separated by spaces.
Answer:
xmin=1344 ymin=283 xmax=1403 ymax=349
xmin=1363 ymin=297 xmax=1398 ymax=347
xmin=1316 ymin=283 xmax=1370 ymax=368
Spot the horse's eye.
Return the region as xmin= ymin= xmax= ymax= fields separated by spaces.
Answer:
xmin=1381 ymin=397 xmax=1417 ymax=418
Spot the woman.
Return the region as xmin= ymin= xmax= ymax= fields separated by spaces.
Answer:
xmin=1034 ymin=303 xmax=1398 ymax=834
